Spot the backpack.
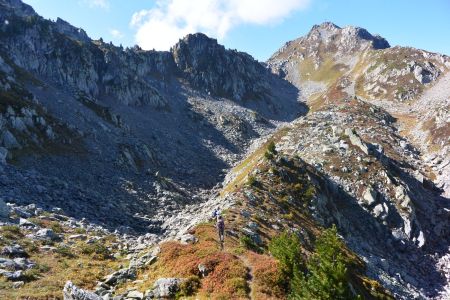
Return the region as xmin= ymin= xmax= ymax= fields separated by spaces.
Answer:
xmin=217 ymin=219 xmax=224 ymax=231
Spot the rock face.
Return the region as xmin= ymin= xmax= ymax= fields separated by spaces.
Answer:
xmin=172 ymin=33 xmax=272 ymax=101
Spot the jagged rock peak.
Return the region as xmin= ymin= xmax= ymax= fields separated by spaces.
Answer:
xmin=310 ymin=21 xmax=341 ymax=31
xmin=175 ymin=33 xmax=220 ymax=48
xmin=171 ymin=32 xmax=272 ymax=101
xmin=55 ymin=17 xmax=90 ymax=42
xmin=306 ymin=21 xmax=390 ymax=50
xmin=172 ymin=33 xmax=225 ymax=69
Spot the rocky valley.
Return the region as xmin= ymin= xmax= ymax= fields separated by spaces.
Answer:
xmin=0 ymin=0 xmax=449 ymax=299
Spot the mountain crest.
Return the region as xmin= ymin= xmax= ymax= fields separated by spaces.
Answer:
xmin=305 ymin=22 xmax=390 ymax=53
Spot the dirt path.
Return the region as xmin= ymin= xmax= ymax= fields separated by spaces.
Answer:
xmin=238 ymin=255 xmax=255 ymax=300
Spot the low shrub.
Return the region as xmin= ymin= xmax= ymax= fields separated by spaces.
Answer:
xmin=177 ymin=275 xmax=201 ymax=298
xmin=50 ymin=222 xmax=64 ymax=233
xmin=240 ymin=235 xmax=261 ymax=253
xmin=74 ymin=228 xmax=87 ymax=234
xmin=0 ymin=225 xmax=22 ymax=240
xmin=80 ymin=242 xmax=111 ymax=260
xmin=267 ymin=141 xmax=277 ymax=155
xmin=247 ymin=175 xmax=257 ymax=187
xmin=22 ymin=263 xmax=50 ymax=282
xmin=249 ymin=252 xmax=285 ymax=298
xmin=55 ymin=245 xmax=76 ymax=258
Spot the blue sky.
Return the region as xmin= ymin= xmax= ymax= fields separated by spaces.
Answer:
xmin=23 ymin=0 xmax=450 ymax=61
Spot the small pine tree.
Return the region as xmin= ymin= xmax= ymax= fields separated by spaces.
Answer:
xmin=267 ymin=141 xmax=277 ymax=155
xmin=269 ymin=231 xmax=304 ymax=291
xmin=293 ymin=225 xmax=358 ymax=300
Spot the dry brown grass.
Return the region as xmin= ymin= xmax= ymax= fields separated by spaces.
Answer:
xmin=121 ymin=224 xmax=250 ymax=299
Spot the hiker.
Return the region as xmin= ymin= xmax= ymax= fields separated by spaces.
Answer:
xmin=217 ymin=215 xmax=225 ymax=249
xmin=211 ymin=208 xmax=221 ymax=220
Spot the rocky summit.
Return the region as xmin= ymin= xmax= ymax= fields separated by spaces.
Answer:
xmin=0 ymin=1 xmax=449 ymax=299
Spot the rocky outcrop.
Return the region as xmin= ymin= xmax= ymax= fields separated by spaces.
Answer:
xmin=63 ymin=281 xmax=102 ymax=300
xmin=172 ymin=33 xmax=272 ymax=101
xmin=345 ymin=128 xmax=369 ymax=155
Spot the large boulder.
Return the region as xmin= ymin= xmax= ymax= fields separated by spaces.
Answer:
xmin=103 ymin=267 xmax=136 ymax=286
xmin=152 ymin=278 xmax=184 ymax=298
xmin=28 ymin=228 xmax=62 ymax=241
xmin=63 ymin=281 xmax=102 ymax=300
xmin=1 ymin=244 xmax=27 ymax=258
xmin=1 ymin=130 xmax=21 ymax=149
xmin=362 ymin=187 xmax=378 ymax=206
xmin=345 ymin=128 xmax=369 ymax=155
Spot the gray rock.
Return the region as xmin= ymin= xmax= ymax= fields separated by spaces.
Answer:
xmin=372 ymin=204 xmax=385 ymax=218
xmin=362 ymin=187 xmax=377 ymax=206
xmin=68 ymin=234 xmax=87 ymax=241
xmin=179 ymin=234 xmax=198 ymax=245
xmin=11 ymin=117 xmax=27 ymax=132
xmin=12 ymin=207 xmax=32 ymax=218
xmin=1 ymin=130 xmax=20 ymax=149
xmin=0 ymin=269 xmax=22 ymax=281
xmin=0 ymin=258 xmax=16 ymax=270
xmin=152 ymin=278 xmax=183 ymax=298
xmin=19 ymin=218 xmax=36 ymax=228
xmin=0 ymin=198 xmax=10 ymax=218
xmin=28 ymin=228 xmax=61 ymax=241
xmin=63 ymin=281 xmax=102 ymax=300
xmin=198 ymin=263 xmax=210 ymax=277
xmin=322 ymin=145 xmax=334 ymax=153
xmin=126 ymin=290 xmax=143 ymax=299
xmin=12 ymin=281 xmax=25 ymax=289
xmin=103 ymin=267 xmax=136 ymax=286
xmin=13 ymin=257 xmax=35 ymax=270
xmin=1 ymin=244 xmax=27 ymax=258
xmin=345 ymin=128 xmax=369 ymax=155
xmin=242 ymin=227 xmax=262 ymax=245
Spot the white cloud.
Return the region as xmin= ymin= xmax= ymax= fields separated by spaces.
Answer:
xmin=110 ymin=29 xmax=124 ymax=39
xmin=84 ymin=0 xmax=109 ymax=10
xmin=130 ymin=0 xmax=311 ymax=51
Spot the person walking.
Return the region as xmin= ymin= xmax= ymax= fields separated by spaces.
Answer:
xmin=216 ymin=215 xmax=225 ymax=250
